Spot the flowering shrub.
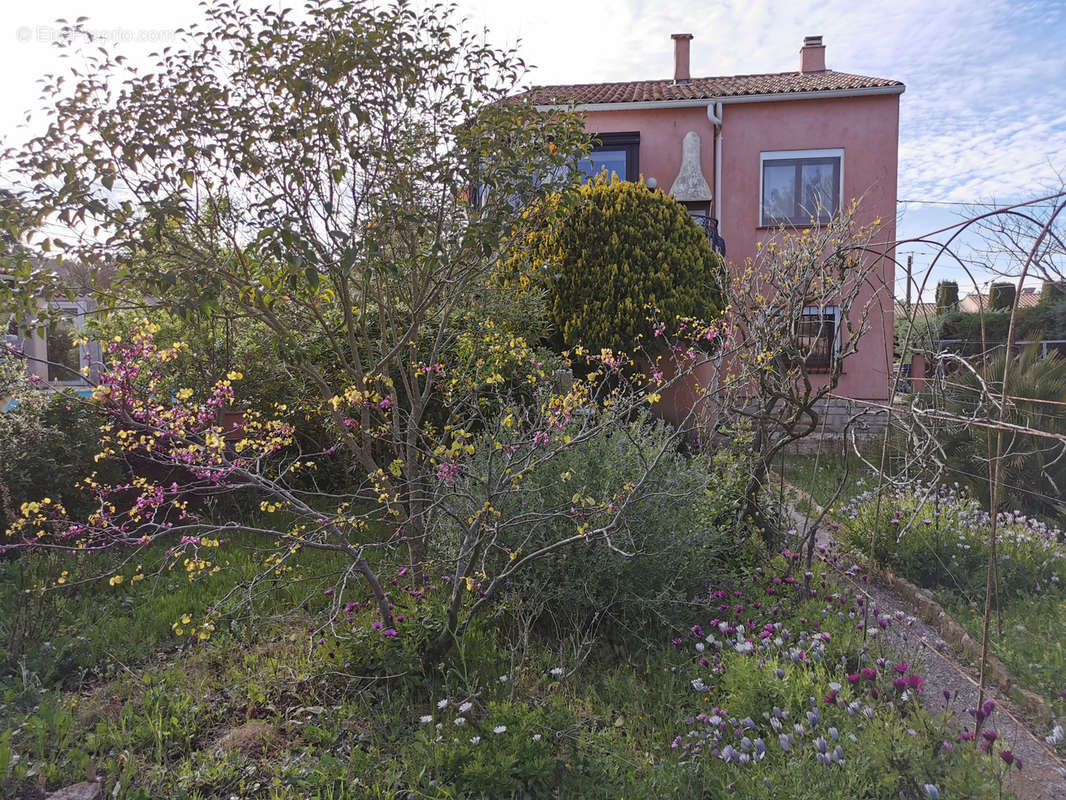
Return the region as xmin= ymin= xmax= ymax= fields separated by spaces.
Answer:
xmin=3 ymin=313 xmax=727 ymax=669
xmin=665 ymin=556 xmax=1014 ymax=797
xmin=839 ymin=482 xmax=1065 ymax=600
xmin=839 ymin=483 xmax=1066 ymax=710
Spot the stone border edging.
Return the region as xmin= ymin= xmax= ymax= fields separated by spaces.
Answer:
xmin=775 ymin=476 xmax=1056 ymax=728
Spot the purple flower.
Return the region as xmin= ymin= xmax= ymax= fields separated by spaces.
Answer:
xmin=382 ymin=627 xmax=398 ymax=638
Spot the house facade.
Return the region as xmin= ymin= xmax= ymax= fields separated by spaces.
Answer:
xmin=3 ymin=258 xmax=101 ymax=402
xmin=521 ymin=35 xmax=903 ymax=413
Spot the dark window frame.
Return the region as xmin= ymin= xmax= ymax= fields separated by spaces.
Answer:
xmin=760 ymin=155 xmax=841 ymax=226
xmin=796 ymin=305 xmax=839 ymax=373
xmin=583 ymin=131 xmax=640 ymax=182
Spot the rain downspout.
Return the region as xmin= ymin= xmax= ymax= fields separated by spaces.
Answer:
xmin=706 ymin=101 xmax=723 ymax=227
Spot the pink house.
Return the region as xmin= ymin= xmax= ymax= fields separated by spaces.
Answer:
xmin=520 ymin=35 xmax=903 ymax=418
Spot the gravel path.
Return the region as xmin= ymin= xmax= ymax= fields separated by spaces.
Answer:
xmin=788 ymin=505 xmax=1066 ymax=799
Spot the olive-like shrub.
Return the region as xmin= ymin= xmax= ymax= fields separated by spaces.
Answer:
xmin=501 ymin=176 xmax=725 ymax=352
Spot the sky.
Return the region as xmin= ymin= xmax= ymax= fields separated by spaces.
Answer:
xmin=2 ymin=0 xmax=1065 ymax=299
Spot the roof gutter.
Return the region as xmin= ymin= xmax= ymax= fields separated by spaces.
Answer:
xmin=532 ymin=84 xmax=904 ymax=114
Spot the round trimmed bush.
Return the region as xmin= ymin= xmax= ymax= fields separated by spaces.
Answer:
xmin=504 ymin=177 xmax=725 ymax=353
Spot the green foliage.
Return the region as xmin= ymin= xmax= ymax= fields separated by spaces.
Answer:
xmin=944 ymin=592 xmax=1066 ymax=714
xmin=840 ymin=481 xmax=1066 ymax=711
xmin=1040 ymin=280 xmax=1066 ymax=305
xmin=839 ymin=482 xmax=1065 ymax=601
xmin=935 ymin=280 xmax=959 ymax=313
xmin=0 ymin=387 xmax=118 ymax=522
xmin=937 ymin=300 xmax=1066 ymax=344
xmin=435 ymin=414 xmax=747 ymax=646
xmin=502 ymin=177 xmax=725 ymax=352
xmin=1 ymin=0 xmax=592 ymax=580
xmin=894 ymin=307 xmax=940 ymax=359
xmin=941 ymin=344 xmax=1066 ymax=519
xmin=0 ymin=536 xmax=350 ymax=697
xmin=988 ymin=282 xmax=1016 ymax=311
xmin=0 ymin=562 xmax=1013 ymax=799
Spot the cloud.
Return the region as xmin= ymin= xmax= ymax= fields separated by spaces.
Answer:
xmin=456 ymin=0 xmax=1066 ymax=214
xmin=3 ymin=0 xmax=1062 ymax=247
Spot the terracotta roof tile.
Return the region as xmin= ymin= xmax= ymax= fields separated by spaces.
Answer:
xmin=519 ymin=70 xmax=903 ymax=106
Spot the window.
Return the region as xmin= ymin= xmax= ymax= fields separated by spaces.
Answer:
xmin=578 ymin=132 xmax=639 ymax=183
xmin=760 ymin=149 xmax=842 ymax=226
xmin=796 ymin=305 xmax=839 ymax=372
xmin=46 ymin=302 xmax=91 ymax=384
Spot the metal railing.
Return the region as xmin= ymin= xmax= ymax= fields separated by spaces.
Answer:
xmin=936 ymin=339 xmax=1066 ymax=359
xmin=690 ymin=214 xmax=726 ymax=256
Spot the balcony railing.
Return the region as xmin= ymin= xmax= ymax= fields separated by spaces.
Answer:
xmin=690 ymin=214 xmax=726 ymax=256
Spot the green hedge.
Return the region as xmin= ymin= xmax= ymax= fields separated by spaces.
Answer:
xmin=938 ymin=298 xmax=1066 ymax=343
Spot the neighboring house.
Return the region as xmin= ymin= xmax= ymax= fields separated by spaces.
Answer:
xmin=3 ymin=259 xmax=101 ymax=394
xmin=519 ymin=34 xmax=902 ymax=411
xmin=959 ymin=286 xmax=1040 ymax=312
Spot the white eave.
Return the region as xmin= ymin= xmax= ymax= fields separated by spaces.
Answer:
xmin=533 ymin=84 xmax=904 ymax=113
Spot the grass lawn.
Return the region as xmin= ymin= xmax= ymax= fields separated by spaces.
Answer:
xmin=939 ymin=590 xmax=1066 ymax=717
xmin=777 ymin=445 xmax=882 ymax=511
xmin=1 ymin=546 xmax=1016 ymax=799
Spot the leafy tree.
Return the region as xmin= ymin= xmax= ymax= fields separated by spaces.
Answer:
xmin=1 ymin=0 xmax=588 ymax=580
xmin=0 ymin=1 xmax=727 ymax=667
xmin=1040 ymin=280 xmax=1066 ymax=305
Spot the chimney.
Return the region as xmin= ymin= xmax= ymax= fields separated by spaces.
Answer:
xmin=800 ymin=35 xmax=826 ymax=73
xmin=672 ymin=33 xmax=693 ymax=84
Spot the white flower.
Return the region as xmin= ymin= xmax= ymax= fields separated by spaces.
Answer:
xmin=691 ymin=678 xmax=705 ymax=691
xmin=454 ymin=717 xmax=466 ymax=726
xmin=437 ymin=699 xmax=449 ymax=709
xmin=459 ymin=701 xmax=473 ymax=713
xmin=550 ymin=667 xmax=564 ymax=677
xmin=419 ymin=715 xmax=433 ymax=724
xmin=499 ymin=675 xmax=509 ymax=683
xmin=493 ymin=725 xmax=507 ymax=734
xmin=1046 ymin=724 xmax=1064 ymax=746
xmin=470 ymin=736 xmax=481 ymax=745
xmin=532 ymin=734 xmax=542 ymax=742
xmin=695 ymin=643 xmax=705 ymax=652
